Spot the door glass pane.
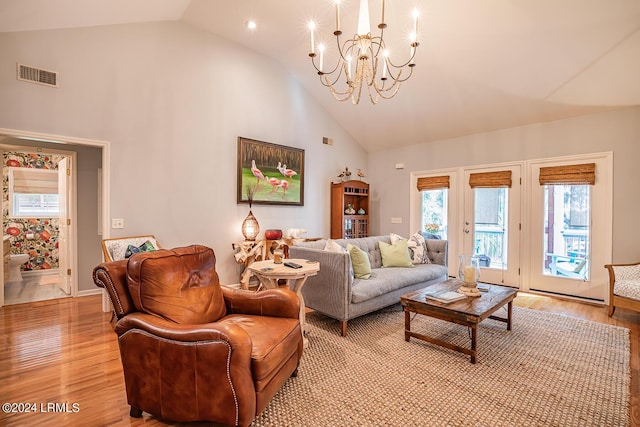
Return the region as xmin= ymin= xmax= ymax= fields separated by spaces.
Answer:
xmin=474 ymin=188 xmax=508 ymax=269
xmin=542 ymin=184 xmax=590 ymax=280
xmin=421 ymin=189 xmax=448 ymax=239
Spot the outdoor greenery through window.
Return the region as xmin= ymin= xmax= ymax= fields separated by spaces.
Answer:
xmin=421 ymin=189 xmax=447 ymax=239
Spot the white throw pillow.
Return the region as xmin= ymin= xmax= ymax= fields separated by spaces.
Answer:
xmin=324 ymin=239 xmax=347 ymax=253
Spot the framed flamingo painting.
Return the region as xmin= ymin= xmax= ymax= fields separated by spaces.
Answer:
xmin=237 ymin=137 xmax=305 ymax=206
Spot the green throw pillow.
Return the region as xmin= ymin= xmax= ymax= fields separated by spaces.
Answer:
xmin=124 ymin=240 xmax=156 ymax=259
xmin=379 ymin=240 xmax=414 ymax=268
xmin=347 ymin=243 xmax=372 ymax=279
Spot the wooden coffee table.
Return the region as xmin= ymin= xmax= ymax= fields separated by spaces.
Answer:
xmin=400 ymin=279 xmax=517 ymax=364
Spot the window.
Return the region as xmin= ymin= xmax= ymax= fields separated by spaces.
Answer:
xmin=417 ymin=175 xmax=450 ymax=239
xmin=542 ymin=184 xmax=590 ymax=279
xmin=421 ymin=189 xmax=448 ymax=239
xmin=473 ymin=187 xmax=508 ymax=268
xmin=8 ymin=167 xmax=60 ymax=218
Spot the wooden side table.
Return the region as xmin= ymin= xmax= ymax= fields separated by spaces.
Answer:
xmin=232 ymin=238 xmax=321 ymax=289
xmin=247 ymin=258 xmax=320 ymax=347
xmin=232 ymin=239 xmax=288 ymax=289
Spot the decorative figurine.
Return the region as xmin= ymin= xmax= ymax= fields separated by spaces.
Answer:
xmin=358 ymin=208 xmax=365 ymax=215
xmin=345 ymin=204 xmax=356 ymax=215
xmin=337 ymin=167 xmax=352 ymax=181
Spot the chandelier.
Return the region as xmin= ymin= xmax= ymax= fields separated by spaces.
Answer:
xmin=308 ymin=0 xmax=419 ymax=105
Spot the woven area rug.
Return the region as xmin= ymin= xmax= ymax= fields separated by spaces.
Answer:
xmin=253 ymin=306 xmax=630 ymax=427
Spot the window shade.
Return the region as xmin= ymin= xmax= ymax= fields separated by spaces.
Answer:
xmin=539 ymin=163 xmax=595 ymax=185
xmin=417 ymin=175 xmax=450 ymax=191
xmin=11 ymin=168 xmax=58 ymax=194
xmin=469 ymin=171 xmax=512 ymax=188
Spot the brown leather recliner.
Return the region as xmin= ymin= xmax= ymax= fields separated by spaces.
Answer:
xmin=93 ymin=244 xmax=303 ymax=427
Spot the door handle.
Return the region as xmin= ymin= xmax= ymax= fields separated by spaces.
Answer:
xmin=464 ymin=229 xmax=470 ymax=234
xmin=465 ymin=221 xmax=470 ymax=226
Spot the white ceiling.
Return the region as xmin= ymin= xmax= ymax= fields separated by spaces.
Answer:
xmin=1 ymin=0 xmax=639 ymax=152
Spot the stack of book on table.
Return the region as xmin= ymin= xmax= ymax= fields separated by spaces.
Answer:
xmin=425 ymin=290 xmax=467 ymax=304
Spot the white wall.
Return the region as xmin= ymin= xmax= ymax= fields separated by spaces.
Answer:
xmin=0 ymin=22 xmax=367 ymax=284
xmin=369 ymin=107 xmax=640 ymax=263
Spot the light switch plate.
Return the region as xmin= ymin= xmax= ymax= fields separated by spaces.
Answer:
xmin=112 ymin=218 xmax=124 ymax=229
xmin=391 ymin=217 xmax=402 ymax=224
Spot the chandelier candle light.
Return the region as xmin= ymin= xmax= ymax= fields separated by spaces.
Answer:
xmin=308 ymin=0 xmax=419 ymax=104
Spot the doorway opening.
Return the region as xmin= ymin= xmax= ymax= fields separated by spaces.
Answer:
xmin=0 ymin=128 xmax=109 ymax=308
xmin=1 ymin=147 xmax=73 ymax=305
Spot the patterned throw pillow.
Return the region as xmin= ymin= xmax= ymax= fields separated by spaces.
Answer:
xmin=125 ymin=240 xmax=157 ymax=259
xmin=390 ymin=232 xmax=429 ymax=264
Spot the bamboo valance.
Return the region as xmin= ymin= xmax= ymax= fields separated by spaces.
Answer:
xmin=417 ymin=175 xmax=450 ymax=191
xmin=469 ymin=171 xmax=512 ymax=188
xmin=539 ymin=163 xmax=595 ymax=185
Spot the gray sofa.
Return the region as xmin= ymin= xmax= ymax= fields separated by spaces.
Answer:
xmin=289 ymin=235 xmax=448 ymax=336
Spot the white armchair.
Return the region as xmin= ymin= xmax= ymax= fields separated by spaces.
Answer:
xmin=605 ymin=262 xmax=640 ymax=317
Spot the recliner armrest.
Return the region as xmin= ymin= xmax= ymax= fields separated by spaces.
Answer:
xmin=115 ymin=312 xmax=252 ymax=350
xmin=222 ymin=287 xmax=300 ymax=319
xmin=93 ymin=260 xmax=135 ymax=319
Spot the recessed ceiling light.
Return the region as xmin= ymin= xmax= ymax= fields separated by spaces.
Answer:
xmin=246 ymin=20 xmax=257 ymax=30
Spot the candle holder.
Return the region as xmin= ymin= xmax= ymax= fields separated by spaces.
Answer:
xmin=458 ymin=254 xmax=482 ymax=297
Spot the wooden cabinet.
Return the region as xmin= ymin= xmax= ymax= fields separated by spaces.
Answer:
xmin=331 ymin=180 xmax=370 ymax=239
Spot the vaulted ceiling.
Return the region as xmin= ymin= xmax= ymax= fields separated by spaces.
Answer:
xmin=1 ymin=0 xmax=639 ymax=152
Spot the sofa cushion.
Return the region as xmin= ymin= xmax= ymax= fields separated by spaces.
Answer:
xmin=390 ymin=232 xmax=429 ymax=264
xmin=614 ymin=280 xmax=640 ymax=300
xmin=347 ymin=244 xmax=372 ymax=279
xmin=379 ymin=240 xmax=414 ymax=268
xmin=124 ymin=240 xmax=156 ymax=258
xmin=351 ymin=264 xmax=448 ymax=303
xmin=324 ymin=239 xmax=347 ymax=253
xmin=126 ymin=245 xmax=226 ymax=324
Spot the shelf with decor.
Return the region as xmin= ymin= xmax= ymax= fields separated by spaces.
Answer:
xmin=331 ymin=180 xmax=370 ymax=239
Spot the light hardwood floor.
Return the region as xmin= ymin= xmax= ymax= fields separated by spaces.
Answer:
xmin=0 ymin=293 xmax=638 ymax=426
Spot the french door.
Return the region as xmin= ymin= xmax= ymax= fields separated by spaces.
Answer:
xmin=463 ymin=165 xmax=521 ymax=286
xmin=526 ymin=155 xmax=612 ymax=300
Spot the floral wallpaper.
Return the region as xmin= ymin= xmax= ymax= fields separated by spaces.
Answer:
xmin=3 ymin=152 xmax=64 ymax=271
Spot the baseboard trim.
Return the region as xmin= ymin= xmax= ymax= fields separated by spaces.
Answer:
xmin=78 ymin=289 xmax=102 ymax=297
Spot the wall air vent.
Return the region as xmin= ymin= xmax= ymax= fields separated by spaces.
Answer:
xmin=16 ymin=63 xmax=58 ymax=87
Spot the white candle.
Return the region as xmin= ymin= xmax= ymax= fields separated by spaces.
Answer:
xmin=309 ymin=21 xmax=315 ymax=54
xmin=346 ymin=55 xmax=352 ymax=79
xmin=413 ymin=9 xmax=419 ymax=40
xmin=464 ymin=266 xmax=476 ymax=284
xmin=318 ymin=44 xmax=325 ymax=72
xmin=410 ymin=45 xmax=415 ymax=65
xmin=382 ymin=50 xmax=388 ymax=78
xmin=335 ymin=0 xmax=341 ymax=32
xmin=357 ymin=0 xmax=371 ymax=35
xmin=381 ymin=0 xmax=385 ymax=24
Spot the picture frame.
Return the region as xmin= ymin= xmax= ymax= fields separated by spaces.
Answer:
xmin=237 ymin=137 xmax=305 ymax=206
